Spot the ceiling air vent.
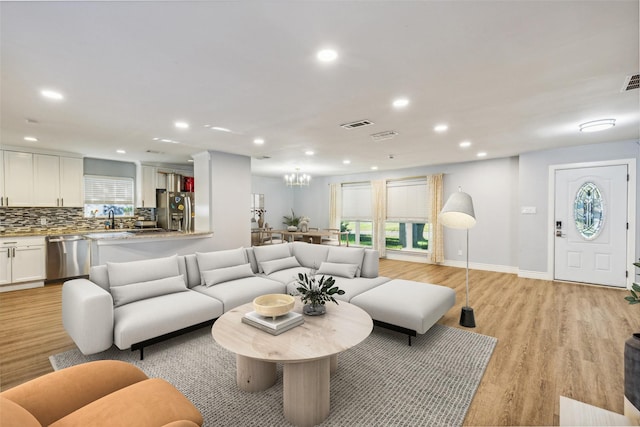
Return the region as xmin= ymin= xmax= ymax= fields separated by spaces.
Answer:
xmin=146 ymin=149 xmax=164 ymax=154
xmin=340 ymin=119 xmax=374 ymax=129
xmin=371 ymin=130 xmax=398 ymax=142
xmin=622 ymin=74 xmax=639 ymax=91
xmin=253 ymin=155 xmax=271 ymax=160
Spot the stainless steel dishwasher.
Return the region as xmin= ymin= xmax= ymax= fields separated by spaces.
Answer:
xmin=46 ymin=235 xmax=90 ymax=281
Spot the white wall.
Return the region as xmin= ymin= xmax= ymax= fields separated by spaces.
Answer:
xmin=194 ymin=150 xmax=251 ymax=250
xmin=251 ymin=175 xmax=295 ymax=229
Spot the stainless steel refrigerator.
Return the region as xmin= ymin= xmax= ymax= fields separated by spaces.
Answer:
xmin=156 ymin=189 xmax=195 ymax=232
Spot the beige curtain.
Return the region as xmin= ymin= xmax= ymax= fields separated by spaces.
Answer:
xmin=428 ymin=173 xmax=444 ymax=263
xmin=329 ymin=183 xmax=341 ymax=229
xmin=371 ymin=179 xmax=386 ymax=258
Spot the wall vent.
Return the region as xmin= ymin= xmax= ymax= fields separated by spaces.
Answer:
xmin=253 ymin=155 xmax=271 ymax=160
xmin=622 ymin=74 xmax=639 ymax=91
xmin=340 ymin=119 xmax=374 ymax=129
xmin=146 ymin=149 xmax=164 ymax=154
xmin=371 ymin=130 xmax=398 ymax=141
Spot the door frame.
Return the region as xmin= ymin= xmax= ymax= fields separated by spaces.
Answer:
xmin=547 ymin=158 xmax=636 ymax=288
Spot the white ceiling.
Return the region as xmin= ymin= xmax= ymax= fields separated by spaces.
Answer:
xmin=1 ymin=1 xmax=638 ymax=178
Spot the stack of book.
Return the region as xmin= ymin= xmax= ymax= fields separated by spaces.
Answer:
xmin=242 ymin=310 xmax=304 ymax=335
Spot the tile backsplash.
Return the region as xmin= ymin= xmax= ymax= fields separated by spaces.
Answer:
xmin=0 ymin=207 xmax=156 ymax=233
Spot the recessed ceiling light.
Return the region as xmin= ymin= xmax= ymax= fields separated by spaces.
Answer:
xmin=434 ymin=124 xmax=448 ymax=133
xmin=343 ymin=159 xmax=351 ymax=165
xmin=254 ymin=138 xmax=265 ymax=145
xmin=477 ymin=152 xmax=487 ymax=157
xmin=24 ymin=136 xmax=38 ymax=142
xmin=392 ymin=98 xmax=409 ymax=108
xmin=40 ymin=89 xmax=64 ymax=100
xmin=317 ymin=48 xmax=338 ymax=62
xmin=174 ymin=121 xmax=189 ymax=129
xmin=161 ymin=139 xmax=172 ymax=143
xmin=188 ymin=159 xmax=194 ymax=163
xmin=116 ymin=149 xmax=126 ymax=154
xmin=211 ymin=126 xmax=231 ymax=133
xmin=371 ymin=166 xmax=378 ymax=170
xmin=459 ymin=141 xmax=472 ymax=148
xmin=152 ymin=137 xmax=160 ymax=141
xmin=305 ymin=150 xmax=314 ymax=156
xmin=579 ymin=118 xmax=616 ymax=132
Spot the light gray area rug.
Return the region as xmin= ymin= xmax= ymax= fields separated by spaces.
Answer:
xmin=51 ymin=324 xmax=496 ymax=426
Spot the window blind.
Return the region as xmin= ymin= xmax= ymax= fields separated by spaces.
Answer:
xmin=341 ymin=182 xmax=372 ymax=220
xmin=386 ymin=178 xmax=430 ymax=222
xmin=84 ymin=175 xmax=134 ymax=204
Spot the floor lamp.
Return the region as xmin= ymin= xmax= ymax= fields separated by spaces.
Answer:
xmin=440 ymin=187 xmax=477 ymax=328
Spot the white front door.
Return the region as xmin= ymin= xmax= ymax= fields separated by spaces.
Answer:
xmin=554 ymin=165 xmax=628 ymax=287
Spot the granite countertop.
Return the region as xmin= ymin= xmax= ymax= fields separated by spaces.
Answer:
xmin=0 ymin=229 xmax=213 ymax=239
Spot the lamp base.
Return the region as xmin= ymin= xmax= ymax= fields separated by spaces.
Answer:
xmin=459 ymin=306 xmax=476 ymax=328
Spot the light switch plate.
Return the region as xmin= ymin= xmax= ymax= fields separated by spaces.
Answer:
xmin=521 ymin=206 xmax=537 ymax=214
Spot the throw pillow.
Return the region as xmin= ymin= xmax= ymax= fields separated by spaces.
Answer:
xmin=316 ymin=262 xmax=358 ymax=279
xmin=111 ymin=274 xmax=187 ymax=307
xmin=326 ymin=247 xmax=365 ymax=277
xmin=107 ymin=254 xmax=180 ymax=288
xmin=260 ymin=256 xmax=301 ymax=275
xmin=201 ymin=263 xmax=255 ymax=287
xmin=253 ymin=244 xmax=291 ymax=273
xmin=196 ymin=248 xmax=247 ymax=285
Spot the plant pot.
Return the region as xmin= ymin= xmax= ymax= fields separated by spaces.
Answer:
xmin=287 ymin=226 xmax=298 ymax=232
xmin=625 ymin=333 xmax=640 ymax=423
xmin=303 ymin=304 xmax=326 ymax=316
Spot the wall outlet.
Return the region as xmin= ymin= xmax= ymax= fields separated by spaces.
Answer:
xmin=458 ymin=249 xmax=463 ymax=256
xmin=40 ymin=217 xmax=47 ymax=226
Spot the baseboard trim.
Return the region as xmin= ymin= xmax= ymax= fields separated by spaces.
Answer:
xmin=518 ymin=270 xmax=553 ymax=281
xmin=441 ymin=260 xmax=518 ymax=274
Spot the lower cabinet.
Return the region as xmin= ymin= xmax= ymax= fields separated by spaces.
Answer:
xmin=0 ymin=237 xmax=45 ymax=287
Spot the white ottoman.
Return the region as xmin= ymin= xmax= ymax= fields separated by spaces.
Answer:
xmin=350 ymin=279 xmax=456 ymax=345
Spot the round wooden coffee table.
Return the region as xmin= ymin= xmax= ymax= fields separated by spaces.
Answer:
xmin=212 ymin=299 xmax=372 ymax=427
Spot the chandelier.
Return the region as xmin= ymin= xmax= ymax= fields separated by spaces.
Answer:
xmin=284 ymin=169 xmax=311 ymax=187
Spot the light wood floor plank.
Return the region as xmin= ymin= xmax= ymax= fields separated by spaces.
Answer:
xmin=1 ymin=260 xmax=638 ymax=426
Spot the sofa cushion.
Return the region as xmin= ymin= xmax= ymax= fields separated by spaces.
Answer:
xmin=326 ymin=247 xmax=366 ymax=277
xmin=196 ymin=249 xmax=247 ymax=285
xmin=193 ymin=276 xmax=286 ymax=312
xmin=107 ymin=254 xmax=180 ymax=288
xmin=253 ymin=244 xmax=291 ymax=273
xmin=111 ymin=275 xmax=188 ymax=307
xmin=290 ymin=242 xmax=329 ymax=269
xmin=316 ymin=262 xmax=359 ymax=279
xmin=0 ymin=397 xmax=40 ymax=427
xmin=113 ymin=291 xmax=223 ymax=350
xmin=202 ymin=264 xmax=254 ymax=287
xmin=264 ymin=266 xmax=310 ymax=287
xmin=260 ymin=256 xmax=301 ymax=275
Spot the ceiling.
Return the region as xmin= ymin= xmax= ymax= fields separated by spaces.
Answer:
xmin=1 ymin=1 xmax=638 ymax=178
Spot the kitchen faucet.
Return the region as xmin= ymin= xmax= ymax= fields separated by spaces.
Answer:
xmin=108 ymin=209 xmax=115 ymax=229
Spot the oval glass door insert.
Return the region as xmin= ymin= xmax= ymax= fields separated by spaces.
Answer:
xmin=574 ymin=182 xmax=604 ymax=240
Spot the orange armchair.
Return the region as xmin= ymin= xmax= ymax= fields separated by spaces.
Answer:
xmin=0 ymin=360 xmax=203 ymax=427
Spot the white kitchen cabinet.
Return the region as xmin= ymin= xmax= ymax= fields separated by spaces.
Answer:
xmin=0 ymin=237 xmax=45 ymax=286
xmin=34 ymin=154 xmax=61 ymax=207
xmin=59 ymin=156 xmax=83 ymax=207
xmin=2 ymin=151 xmax=83 ymax=207
xmin=140 ymin=165 xmax=158 ymax=208
xmin=3 ymin=151 xmax=34 ymax=206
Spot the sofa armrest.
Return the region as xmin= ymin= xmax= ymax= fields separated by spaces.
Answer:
xmin=1 ymin=361 xmax=148 ymax=427
xmin=62 ymin=278 xmax=114 ymax=355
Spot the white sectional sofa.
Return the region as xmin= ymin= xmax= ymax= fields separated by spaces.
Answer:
xmin=63 ymin=242 xmax=455 ymax=358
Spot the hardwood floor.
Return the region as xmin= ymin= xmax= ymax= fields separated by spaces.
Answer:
xmin=1 ymin=261 xmax=638 ymax=426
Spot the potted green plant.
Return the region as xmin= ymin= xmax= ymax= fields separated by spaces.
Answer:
xmin=295 ymin=271 xmax=345 ymax=316
xmin=283 ymin=209 xmax=301 ymax=231
xmin=624 ymin=261 xmax=640 ymax=424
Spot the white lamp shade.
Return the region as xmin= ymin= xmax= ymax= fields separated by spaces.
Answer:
xmin=440 ymin=190 xmax=476 ymax=229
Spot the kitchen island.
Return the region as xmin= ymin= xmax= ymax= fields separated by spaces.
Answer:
xmin=85 ymin=230 xmax=214 ymax=266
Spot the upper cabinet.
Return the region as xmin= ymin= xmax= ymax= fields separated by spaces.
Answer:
xmin=140 ymin=165 xmax=158 ymax=208
xmin=2 ymin=151 xmax=83 ymax=207
xmin=3 ymin=151 xmax=34 ymax=206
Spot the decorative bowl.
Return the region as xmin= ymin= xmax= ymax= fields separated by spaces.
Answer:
xmin=253 ymin=294 xmax=295 ymax=319
xmin=287 ymin=226 xmax=298 ymax=232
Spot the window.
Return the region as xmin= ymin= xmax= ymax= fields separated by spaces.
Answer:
xmin=84 ymin=175 xmax=134 ymax=218
xmin=385 ymin=178 xmax=431 ymax=252
xmin=341 ymin=183 xmax=372 ymax=247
